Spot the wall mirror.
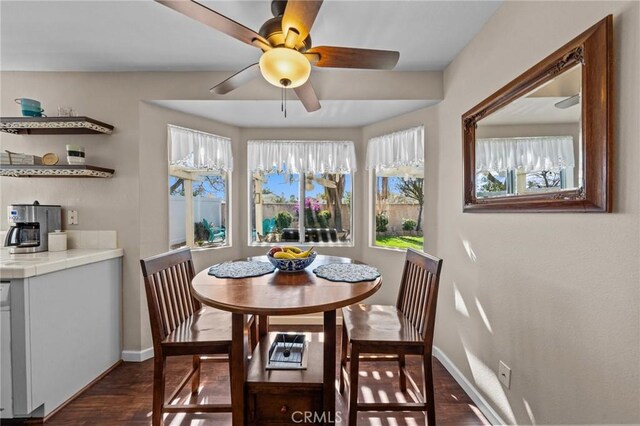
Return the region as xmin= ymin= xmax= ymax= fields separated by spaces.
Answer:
xmin=462 ymin=15 xmax=612 ymax=212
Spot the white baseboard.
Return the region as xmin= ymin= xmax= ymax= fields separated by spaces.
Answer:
xmin=121 ymin=347 xmax=154 ymax=362
xmin=433 ymin=346 xmax=506 ymax=426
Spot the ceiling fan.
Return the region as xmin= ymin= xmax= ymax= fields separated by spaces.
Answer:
xmin=156 ymin=0 xmax=400 ymax=113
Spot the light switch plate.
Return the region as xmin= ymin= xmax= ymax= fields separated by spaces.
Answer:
xmin=498 ymin=361 xmax=511 ymax=388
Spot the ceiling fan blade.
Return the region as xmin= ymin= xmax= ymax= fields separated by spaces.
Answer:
xmin=156 ymin=0 xmax=270 ymax=49
xmin=281 ymin=0 xmax=323 ymax=48
xmin=294 ymin=80 xmax=321 ymax=112
xmin=306 ymin=46 xmax=399 ymax=70
xmin=210 ymin=63 xmax=261 ymax=94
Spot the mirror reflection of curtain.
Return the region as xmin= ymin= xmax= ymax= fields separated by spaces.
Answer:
xmin=476 ymin=136 xmax=574 ymax=173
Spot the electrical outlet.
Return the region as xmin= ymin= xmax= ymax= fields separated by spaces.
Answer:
xmin=68 ymin=210 xmax=78 ymax=225
xmin=498 ymin=361 xmax=511 ymax=388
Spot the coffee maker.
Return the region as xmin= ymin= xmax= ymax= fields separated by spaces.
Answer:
xmin=4 ymin=201 xmax=61 ymax=254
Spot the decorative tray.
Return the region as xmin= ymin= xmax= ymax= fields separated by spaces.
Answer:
xmin=266 ymin=333 xmax=308 ymax=370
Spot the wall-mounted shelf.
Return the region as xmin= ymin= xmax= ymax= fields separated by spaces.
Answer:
xmin=0 ymin=165 xmax=114 ymax=178
xmin=0 ymin=117 xmax=114 ymax=135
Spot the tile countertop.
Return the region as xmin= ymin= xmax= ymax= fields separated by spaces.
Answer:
xmin=0 ymin=248 xmax=124 ymax=279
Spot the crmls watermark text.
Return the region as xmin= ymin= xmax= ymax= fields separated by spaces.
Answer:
xmin=291 ymin=410 xmax=343 ymax=423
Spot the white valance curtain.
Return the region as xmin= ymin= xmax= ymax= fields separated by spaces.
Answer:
xmin=366 ymin=126 xmax=424 ymax=178
xmin=247 ymin=140 xmax=357 ymax=174
xmin=168 ymin=124 xmax=233 ymax=173
xmin=476 ymin=136 xmax=575 ymax=173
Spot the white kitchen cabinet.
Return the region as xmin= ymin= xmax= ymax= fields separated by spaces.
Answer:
xmin=9 ymin=257 xmax=122 ymax=418
xmin=1 ymin=283 xmax=12 ymax=418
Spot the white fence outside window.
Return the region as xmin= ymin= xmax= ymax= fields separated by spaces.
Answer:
xmin=169 ymin=195 xmax=224 ymax=246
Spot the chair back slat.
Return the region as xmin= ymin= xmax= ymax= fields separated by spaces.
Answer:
xmin=407 ymin=263 xmax=420 ymax=325
xmin=413 ymin=268 xmax=427 ymax=331
xmin=396 ymin=249 xmax=443 ymax=347
xmin=159 ymin=270 xmax=174 ymax=332
xmin=167 ymin=269 xmax=182 ymax=329
xmin=140 ymin=248 xmax=199 ymax=350
xmin=151 ymin=273 xmax=169 ymax=337
xmin=423 ymin=272 xmax=438 ymax=337
xmin=174 ymin=264 xmax=190 ymax=317
xmin=168 ymin=266 xmax=184 ymax=321
xmin=178 ymin=266 xmax=193 ymax=311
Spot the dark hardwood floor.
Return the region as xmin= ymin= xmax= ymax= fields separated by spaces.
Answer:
xmin=41 ymin=327 xmax=489 ymax=425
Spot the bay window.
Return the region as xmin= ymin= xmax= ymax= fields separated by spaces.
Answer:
xmin=475 ymin=136 xmax=576 ymax=197
xmin=168 ymin=125 xmax=232 ymax=249
xmin=248 ymin=140 xmax=355 ymax=245
xmin=367 ymin=126 xmax=425 ymax=251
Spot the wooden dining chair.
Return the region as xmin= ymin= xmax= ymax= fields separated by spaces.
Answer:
xmin=140 ymin=248 xmax=258 ymax=426
xmin=339 ymin=249 xmax=443 ymax=425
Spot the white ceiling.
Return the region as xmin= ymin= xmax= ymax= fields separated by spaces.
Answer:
xmin=0 ymin=0 xmax=501 ymax=72
xmin=480 ymin=64 xmax=581 ymax=126
xmin=149 ymin=99 xmax=437 ymax=128
xmin=479 ymin=97 xmax=581 ymax=126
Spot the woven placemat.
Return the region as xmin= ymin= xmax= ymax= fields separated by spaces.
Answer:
xmin=208 ymin=261 xmax=275 ymax=279
xmin=313 ymin=263 xmax=380 ymax=283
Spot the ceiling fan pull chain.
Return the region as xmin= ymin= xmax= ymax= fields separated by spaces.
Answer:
xmin=284 ymin=86 xmax=287 ymax=118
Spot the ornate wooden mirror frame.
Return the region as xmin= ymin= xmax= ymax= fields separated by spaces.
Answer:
xmin=462 ymin=15 xmax=612 ymax=212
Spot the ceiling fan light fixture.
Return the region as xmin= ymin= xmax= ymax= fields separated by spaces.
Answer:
xmin=259 ymin=47 xmax=311 ymax=89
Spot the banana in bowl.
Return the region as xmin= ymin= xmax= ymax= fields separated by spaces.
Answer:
xmin=267 ymin=246 xmax=317 ymax=272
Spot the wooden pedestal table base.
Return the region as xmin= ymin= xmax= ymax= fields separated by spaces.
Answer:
xmin=191 ymin=255 xmax=382 ymax=426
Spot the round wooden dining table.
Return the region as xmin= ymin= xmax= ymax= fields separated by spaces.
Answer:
xmin=191 ymin=255 xmax=382 ymax=426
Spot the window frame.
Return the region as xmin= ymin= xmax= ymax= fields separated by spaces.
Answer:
xmin=369 ymin=169 xmax=425 ymax=253
xmin=247 ymin=170 xmax=355 ymax=248
xmin=366 ymin=125 xmax=425 ymax=253
xmin=475 ymin=167 xmax=569 ymax=198
xmin=167 ymin=126 xmax=233 ymax=251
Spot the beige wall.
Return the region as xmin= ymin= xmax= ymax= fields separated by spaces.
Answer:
xmin=1 ymin=72 xmax=145 ymax=351
xmin=0 ymin=70 xmax=443 ymax=352
xmin=476 ymin=123 xmax=579 ymax=140
xmin=428 ymin=1 xmax=639 ymax=424
xmin=138 ymin=102 xmax=243 ymax=349
xmin=361 ymin=106 xmax=439 ymax=305
xmin=357 ymin=2 xmax=639 ymax=424
xmin=2 ymin=2 xmax=639 ymax=423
